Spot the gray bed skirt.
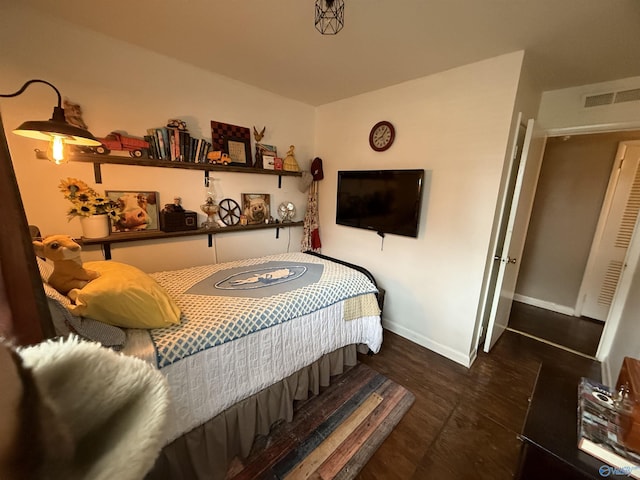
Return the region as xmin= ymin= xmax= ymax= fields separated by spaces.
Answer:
xmin=145 ymin=344 xmax=358 ymax=480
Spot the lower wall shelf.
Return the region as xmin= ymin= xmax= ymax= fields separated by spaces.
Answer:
xmin=81 ymin=221 xmax=304 ymax=260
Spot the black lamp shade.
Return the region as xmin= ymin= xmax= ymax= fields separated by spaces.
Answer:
xmin=12 ymin=105 xmax=100 ymax=146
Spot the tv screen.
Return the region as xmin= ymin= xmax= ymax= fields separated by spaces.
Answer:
xmin=336 ymin=169 xmax=425 ymax=238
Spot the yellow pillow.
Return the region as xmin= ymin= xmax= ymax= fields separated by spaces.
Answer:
xmin=67 ymin=261 xmax=181 ymax=329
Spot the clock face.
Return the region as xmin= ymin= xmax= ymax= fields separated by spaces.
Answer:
xmin=369 ymin=121 xmax=395 ymax=151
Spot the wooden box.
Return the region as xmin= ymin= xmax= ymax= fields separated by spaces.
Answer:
xmin=616 ymin=356 xmax=640 ymax=453
xmin=160 ymin=210 xmax=198 ymax=232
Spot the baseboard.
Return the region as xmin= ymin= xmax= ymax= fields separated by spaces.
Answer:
xmin=381 ymin=319 xmax=473 ymax=368
xmin=513 ymin=293 xmax=576 ymax=316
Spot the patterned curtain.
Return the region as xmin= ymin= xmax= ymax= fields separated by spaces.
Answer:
xmin=301 ymin=181 xmax=321 ymax=252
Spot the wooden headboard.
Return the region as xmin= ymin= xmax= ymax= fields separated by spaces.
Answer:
xmin=0 ymin=111 xmax=54 ymax=345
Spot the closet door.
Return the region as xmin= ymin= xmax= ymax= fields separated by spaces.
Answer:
xmin=579 ymin=142 xmax=640 ymax=321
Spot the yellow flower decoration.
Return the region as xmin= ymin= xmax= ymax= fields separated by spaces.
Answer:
xmin=58 ymin=178 xmax=122 ymax=220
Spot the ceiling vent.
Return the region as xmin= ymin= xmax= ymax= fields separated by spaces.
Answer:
xmin=614 ymin=88 xmax=640 ymax=104
xmin=584 ymin=88 xmax=640 ymax=108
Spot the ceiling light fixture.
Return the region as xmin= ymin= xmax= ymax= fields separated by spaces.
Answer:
xmin=0 ymin=79 xmax=101 ymax=165
xmin=315 ymin=0 xmax=344 ymax=35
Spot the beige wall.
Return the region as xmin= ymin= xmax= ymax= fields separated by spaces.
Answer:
xmin=516 ymin=131 xmax=640 ymax=311
xmin=316 ymin=52 xmax=525 ymax=366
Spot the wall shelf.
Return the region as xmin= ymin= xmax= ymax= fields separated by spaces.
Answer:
xmin=35 ymin=150 xmax=302 ymax=187
xmin=81 ymin=221 xmax=304 ymax=260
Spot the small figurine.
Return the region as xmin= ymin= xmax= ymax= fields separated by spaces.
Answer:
xmin=253 ymin=126 xmax=266 ymax=142
xmin=283 ymin=145 xmax=300 ymax=172
xmin=167 ymin=119 xmax=187 ymax=131
xmin=63 ymin=99 xmax=89 ymax=130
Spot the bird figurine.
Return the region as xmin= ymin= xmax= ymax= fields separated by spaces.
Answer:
xmin=253 ymin=126 xmax=266 ymax=142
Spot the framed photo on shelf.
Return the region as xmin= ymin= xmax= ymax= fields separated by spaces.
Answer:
xmin=224 ymin=137 xmax=252 ymax=167
xmin=255 ymin=143 xmax=277 ymax=169
xmin=105 ymin=190 xmax=160 ymax=233
xmin=241 ymin=193 xmax=271 ymax=225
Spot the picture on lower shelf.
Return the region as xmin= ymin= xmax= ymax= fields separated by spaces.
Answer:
xmin=106 ymin=190 xmax=160 ymax=233
xmin=241 ymin=193 xmax=271 ymax=225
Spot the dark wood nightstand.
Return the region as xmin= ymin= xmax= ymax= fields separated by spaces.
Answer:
xmin=516 ymin=362 xmax=633 ymax=479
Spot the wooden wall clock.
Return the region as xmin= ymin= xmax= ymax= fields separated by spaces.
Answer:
xmin=369 ymin=121 xmax=395 ymax=152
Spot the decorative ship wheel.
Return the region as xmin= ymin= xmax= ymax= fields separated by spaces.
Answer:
xmin=218 ymin=198 xmax=241 ymax=226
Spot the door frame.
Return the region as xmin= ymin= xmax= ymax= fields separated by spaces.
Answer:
xmin=486 ymin=120 xmax=640 ymax=372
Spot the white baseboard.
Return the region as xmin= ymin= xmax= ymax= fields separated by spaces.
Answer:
xmin=513 ymin=293 xmax=576 ymax=316
xmin=381 ymin=319 xmax=474 ymax=368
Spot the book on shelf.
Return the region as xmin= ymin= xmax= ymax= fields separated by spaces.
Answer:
xmin=578 ymin=377 xmax=640 ymax=478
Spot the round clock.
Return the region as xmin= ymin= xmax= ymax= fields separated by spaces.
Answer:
xmin=369 ymin=121 xmax=395 ymax=152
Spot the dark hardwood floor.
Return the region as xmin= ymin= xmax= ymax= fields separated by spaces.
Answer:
xmin=356 ymin=329 xmax=600 ymax=480
xmin=507 ymin=301 xmax=604 ymax=357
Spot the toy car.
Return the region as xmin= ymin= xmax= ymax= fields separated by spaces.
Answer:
xmin=94 ymin=132 xmax=150 ymax=158
xmin=206 ymin=151 xmax=231 ymax=165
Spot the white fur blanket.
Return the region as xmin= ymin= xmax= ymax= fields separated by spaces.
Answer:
xmin=19 ymin=336 xmax=169 ymax=480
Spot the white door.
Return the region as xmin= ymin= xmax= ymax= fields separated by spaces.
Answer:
xmin=578 ymin=142 xmax=640 ymax=321
xmin=483 ymin=118 xmax=546 ymax=352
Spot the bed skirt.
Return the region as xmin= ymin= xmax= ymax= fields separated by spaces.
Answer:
xmin=145 ymin=344 xmax=358 ymax=480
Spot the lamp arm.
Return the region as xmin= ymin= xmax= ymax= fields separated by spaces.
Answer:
xmin=0 ymin=79 xmax=62 ymax=108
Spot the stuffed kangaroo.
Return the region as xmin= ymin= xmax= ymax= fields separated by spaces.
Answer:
xmin=33 ymin=235 xmax=100 ymax=295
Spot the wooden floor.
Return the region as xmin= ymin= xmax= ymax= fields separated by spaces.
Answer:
xmin=507 ymin=301 xmax=604 ymax=357
xmin=356 ymin=329 xmax=600 ymax=480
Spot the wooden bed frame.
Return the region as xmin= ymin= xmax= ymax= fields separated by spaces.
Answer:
xmin=0 ymin=111 xmax=54 ymax=345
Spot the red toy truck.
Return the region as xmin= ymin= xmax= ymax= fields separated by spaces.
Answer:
xmin=94 ymin=132 xmax=149 ymax=158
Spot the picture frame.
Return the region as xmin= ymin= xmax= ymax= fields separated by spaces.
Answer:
xmin=255 ymin=143 xmax=277 ymax=169
xmin=224 ymin=137 xmax=252 ymax=167
xmin=105 ymin=190 xmax=160 ymax=233
xmin=241 ymin=193 xmax=271 ymax=225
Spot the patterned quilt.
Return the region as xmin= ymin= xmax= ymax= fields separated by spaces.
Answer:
xmin=149 ymin=253 xmax=379 ymax=368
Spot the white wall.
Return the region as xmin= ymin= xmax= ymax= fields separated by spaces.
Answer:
xmin=538 ymin=76 xmax=640 ymax=133
xmin=0 ymin=4 xmax=314 ymax=272
xmin=315 ymin=52 xmax=525 ymax=366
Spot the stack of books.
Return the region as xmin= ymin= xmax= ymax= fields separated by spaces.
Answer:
xmin=578 ymin=377 xmax=640 ymax=478
xmin=144 ymin=127 xmax=212 ymax=163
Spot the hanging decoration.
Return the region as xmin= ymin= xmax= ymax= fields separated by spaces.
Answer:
xmin=302 ymin=157 xmax=324 ymax=253
xmin=315 ymin=0 xmax=345 ymax=35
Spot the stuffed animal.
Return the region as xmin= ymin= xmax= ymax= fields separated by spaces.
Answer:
xmin=33 ymin=235 xmax=100 ymax=295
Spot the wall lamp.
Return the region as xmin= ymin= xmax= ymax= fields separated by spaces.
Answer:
xmin=0 ymin=79 xmax=100 ymax=165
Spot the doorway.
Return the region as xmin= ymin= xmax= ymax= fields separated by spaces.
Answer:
xmin=510 ymin=130 xmax=640 ymax=353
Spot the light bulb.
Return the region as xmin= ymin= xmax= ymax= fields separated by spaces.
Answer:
xmin=46 ymin=135 xmax=69 ymax=165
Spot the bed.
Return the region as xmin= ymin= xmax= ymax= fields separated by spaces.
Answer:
xmin=37 ymin=249 xmax=383 ymax=479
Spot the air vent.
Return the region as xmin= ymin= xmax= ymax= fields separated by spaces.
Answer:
xmin=615 ymin=88 xmax=640 ymax=104
xmin=584 ymin=93 xmax=615 ymax=108
xmin=584 ymin=87 xmax=640 ymax=108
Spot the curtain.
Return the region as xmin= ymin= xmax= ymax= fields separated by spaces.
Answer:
xmin=301 ymin=181 xmax=321 ymax=252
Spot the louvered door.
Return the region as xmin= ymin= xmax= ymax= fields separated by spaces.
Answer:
xmin=580 ymin=143 xmax=640 ymax=321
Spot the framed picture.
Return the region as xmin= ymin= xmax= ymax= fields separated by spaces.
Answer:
xmin=105 ymin=190 xmax=160 ymax=233
xmin=241 ymin=193 xmax=271 ymax=225
xmin=210 ymin=120 xmax=252 ymax=165
xmin=224 ymin=137 xmax=252 ymax=166
xmin=255 ymin=143 xmax=277 ymax=169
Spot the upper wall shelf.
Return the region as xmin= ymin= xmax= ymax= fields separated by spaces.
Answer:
xmin=35 ymin=150 xmax=302 ymax=186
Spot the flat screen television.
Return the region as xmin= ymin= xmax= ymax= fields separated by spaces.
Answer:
xmin=336 ymin=169 xmax=425 ymax=238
